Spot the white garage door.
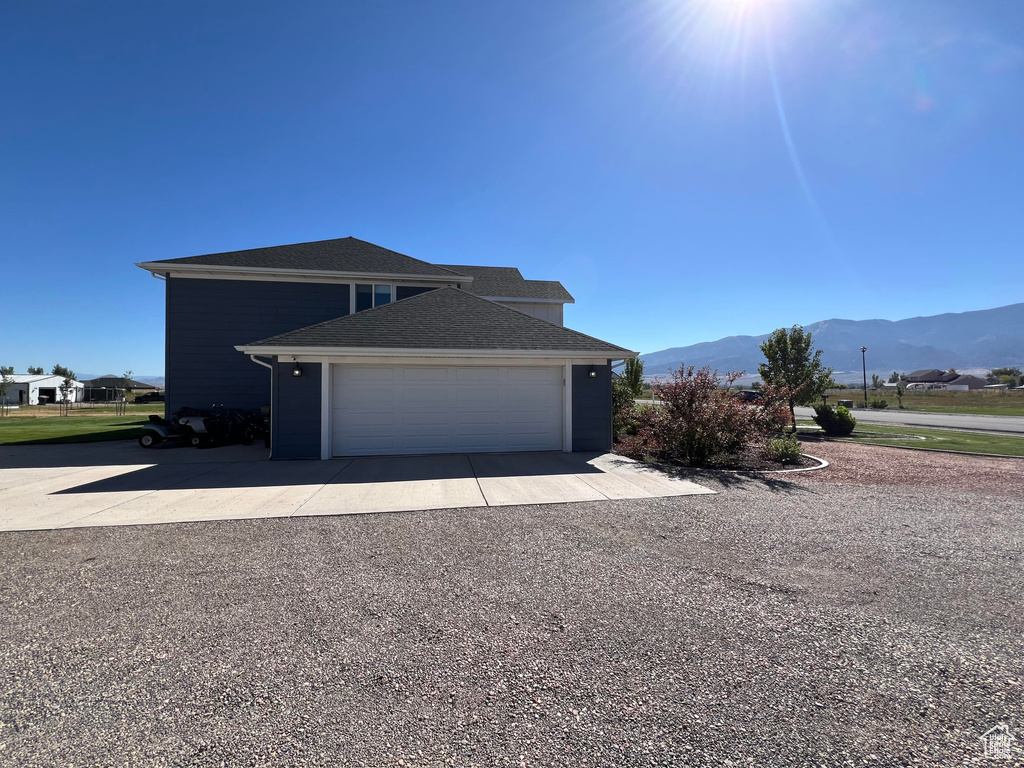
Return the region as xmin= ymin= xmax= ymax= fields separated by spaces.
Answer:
xmin=332 ymin=365 xmax=563 ymax=456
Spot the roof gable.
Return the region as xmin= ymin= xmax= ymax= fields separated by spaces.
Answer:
xmin=906 ymin=369 xmax=947 ymax=382
xmin=438 ymin=264 xmax=574 ymax=302
xmin=240 ymin=288 xmax=631 ymax=355
xmin=80 ymin=376 xmax=157 ymax=389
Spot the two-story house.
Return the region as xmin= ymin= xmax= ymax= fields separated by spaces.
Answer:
xmin=137 ymin=237 xmax=634 ymax=459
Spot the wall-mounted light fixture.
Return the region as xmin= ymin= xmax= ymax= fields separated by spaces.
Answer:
xmin=588 ymin=365 xmax=597 ymax=378
xmin=292 ymin=362 xmax=303 ymax=377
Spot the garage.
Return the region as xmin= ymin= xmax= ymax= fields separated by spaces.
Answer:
xmin=332 ymin=364 xmax=563 ymax=456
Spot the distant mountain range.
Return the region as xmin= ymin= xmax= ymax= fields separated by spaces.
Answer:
xmin=640 ymin=302 xmax=1024 ymax=382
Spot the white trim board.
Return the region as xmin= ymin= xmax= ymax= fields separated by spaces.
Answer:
xmin=136 ymin=261 xmax=472 ymax=284
xmin=236 ymin=345 xmax=636 ymax=359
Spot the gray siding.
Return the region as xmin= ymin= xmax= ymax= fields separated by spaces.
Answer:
xmin=572 ymin=363 xmax=612 ymax=452
xmin=165 ymin=277 xmax=349 ymax=414
xmin=272 ymin=360 xmax=322 ymax=459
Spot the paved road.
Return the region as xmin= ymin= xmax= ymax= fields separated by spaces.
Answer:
xmin=795 ymin=406 xmax=1024 ymax=434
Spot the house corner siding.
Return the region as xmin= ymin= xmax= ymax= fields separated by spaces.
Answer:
xmin=571 ymin=363 xmax=612 ymax=452
xmin=272 ymin=361 xmax=322 ymax=459
xmin=164 ymin=276 xmax=349 ymax=414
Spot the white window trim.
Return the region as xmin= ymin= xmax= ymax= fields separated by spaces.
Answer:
xmin=350 ymin=282 xmax=406 ymax=314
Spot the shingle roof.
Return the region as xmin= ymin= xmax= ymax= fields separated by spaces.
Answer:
xmin=437 ymin=264 xmax=574 ymax=302
xmin=241 ymin=288 xmax=631 ymax=354
xmin=140 ymin=238 xmax=577 ymax=303
xmin=80 ymin=376 xmax=157 ymax=389
xmin=145 ymin=237 xmax=467 ymax=278
xmin=907 ymin=369 xmax=959 ymax=383
xmin=5 ymin=374 xmax=80 ymax=384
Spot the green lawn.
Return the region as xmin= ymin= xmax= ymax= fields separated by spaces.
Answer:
xmin=799 ymin=423 xmax=1024 ymax=458
xmin=896 ymin=404 xmax=1024 ymax=416
xmin=0 ymin=415 xmax=155 ymax=445
xmin=826 ymin=388 xmax=1024 ymax=416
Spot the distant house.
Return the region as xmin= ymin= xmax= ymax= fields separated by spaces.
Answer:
xmin=905 ymin=369 xmax=959 ymax=384
xmin=945 ymin=375 xmax=987 ymax=391
xmin=80 ymin=375 xmax=158 ymax=402
xmin=2 ymin=374 xmax=84 ymax=405
xmin=903 ymin=369 xmax=986 ymax=391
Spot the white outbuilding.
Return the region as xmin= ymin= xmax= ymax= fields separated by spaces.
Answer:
xmin=1 ymin=374 xmax=84 ymax=406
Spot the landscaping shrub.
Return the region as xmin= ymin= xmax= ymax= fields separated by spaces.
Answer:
xmin=614 ymin=404 xmax=663 ymax=462
xmin=612 ymin=379 xmax=637 ymax=440
xmin=812 ymin=404 xmax=856 ymax=436
xmin=766 ymin=435 xmax=804 ymax=464
xmin=869 ymin=399 xmax=888 ymax=409
xmin=615 ymin=366 xmax=787 ymax=467
xmin=612 ymin=359 xmax=649 ymax=441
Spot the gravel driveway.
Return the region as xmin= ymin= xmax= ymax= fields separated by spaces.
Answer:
xmin=1 ymin=442 xmax=1021 ymax=766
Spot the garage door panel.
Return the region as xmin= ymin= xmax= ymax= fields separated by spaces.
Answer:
xmin=338 ymin=409 xmax=396 ymax=427
xmin=341 ymin=367 xmax=396 ymax=382
xmin=454 ymin=389 xmax=501 ymax=407
xmin=507 ymin=367 xmax=559 ymax=383
xmin=506 ymin=410 xmax=560 ymax=426
xmin=340 ymin=389 xmax=396 ymax=406
xmin=453 ymin=434 xmax=503 ymax=450
xmin=404 ymin=435 xmax=453 ymax=450
xmin=507 ymin=434 xmax=556 ymax=450
xmin=401 ymin=388 xmax=453 ymax=408
xmin=505 ymin=389 xmax=551 ymax=406
xmin=333 ymin=364 xmax=562 ymax=456
xmin=403 ymin=367 xmax=451 ymax=382
xmin=455 ymin=367 xmax=501 ymax=382
xmin=403 ymin=411 xmax=450 ymax=427
xmin=454 ymin=410 xmax=502 ymax=426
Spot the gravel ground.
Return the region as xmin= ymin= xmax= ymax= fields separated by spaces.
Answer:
xmin=1 ymin=443 xmax=1022 ymax=766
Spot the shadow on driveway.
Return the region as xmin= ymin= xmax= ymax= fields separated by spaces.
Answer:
xmin=46 ymin=450 xmax=608 ymax=495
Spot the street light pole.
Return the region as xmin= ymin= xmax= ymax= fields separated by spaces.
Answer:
xmin=861 ymin=346 xmax=868 ymax=408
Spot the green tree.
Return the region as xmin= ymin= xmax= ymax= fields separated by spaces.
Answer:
xmin=612 ymin=359 xmax=645 ymax=441
xmin=620 ymin=358 xmax=644 ymax=398
xmin=871 ymin=373 xmax=883 ymax=389
xmin=990 ymin=367 xmax=1022 ymax=387
xmin=118 ymin=370 xmax=133 ymax=415
xmin=52 ymin=365 xmax=76 ymax=415
xmin=758 ymin=326 xmax=835 ymax=432
xmin=887 ymin=371 xmax=901 ymax=384
xmin=26 ymin=366 xmax=43 ymax=375
xmin=0 ymin=367 xmax=13 ymax=416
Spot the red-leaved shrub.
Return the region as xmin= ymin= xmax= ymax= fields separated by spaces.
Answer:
xmin=615 ymin=366 xmax=788 ymax=467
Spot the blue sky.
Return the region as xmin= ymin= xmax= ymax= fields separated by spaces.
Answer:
xmin=2 ymin=0 xmax=1022 ymax=375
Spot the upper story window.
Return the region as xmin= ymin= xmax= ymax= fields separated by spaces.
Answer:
xmin=355 ymin=283 xmax=392 ymax=312
xmin=353 ymin=284 xmax=439 ymax=312
xmin=396 ymin=286 xmax=436 ymax=300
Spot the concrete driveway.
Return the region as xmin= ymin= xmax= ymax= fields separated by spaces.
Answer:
xmin=0 ymin=441 xmax=713 ymax=531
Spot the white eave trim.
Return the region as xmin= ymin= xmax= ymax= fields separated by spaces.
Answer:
xmin=485 ymin=296 xmax=574 ymax=305
xmin=234 ymin=345 xmax=638 ymax=359
xmin=135 ymin=261 xmax=473 ymax=285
